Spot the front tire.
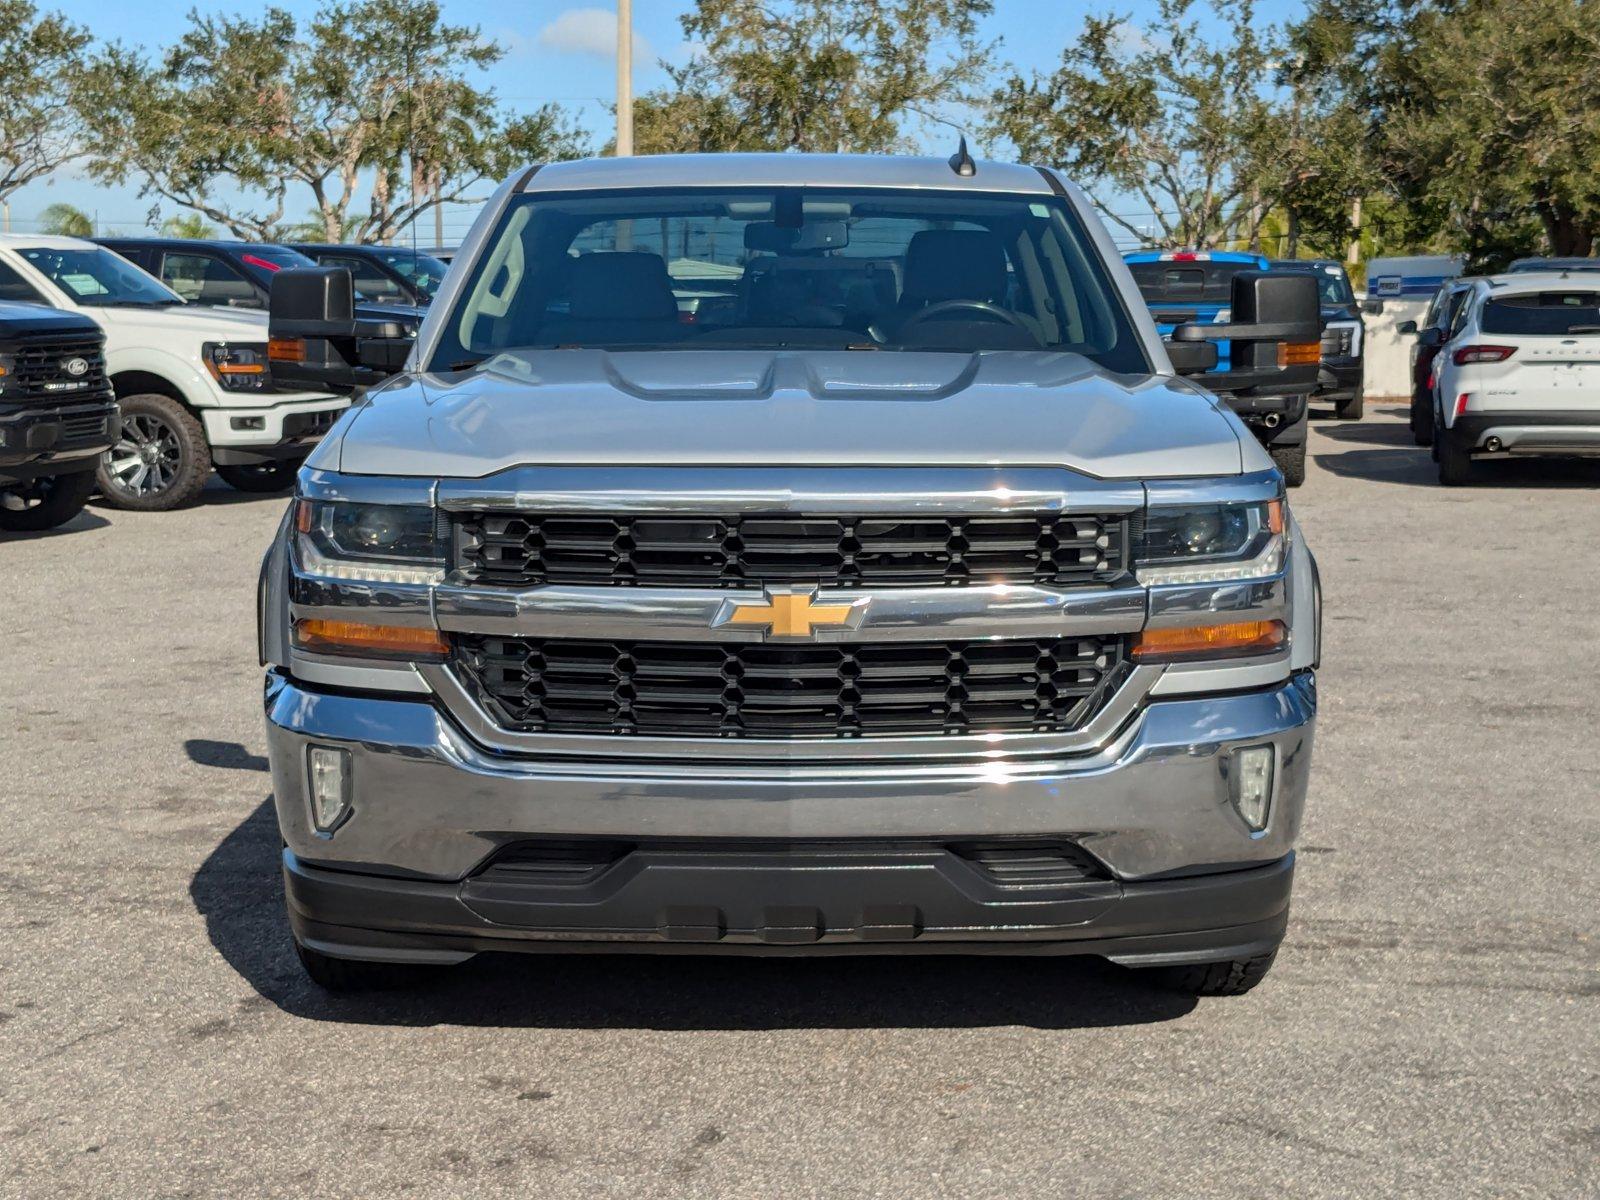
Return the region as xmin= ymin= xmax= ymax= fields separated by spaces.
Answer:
xmin=1335 ymin=393 xmax=1364 ymax=420
xmin=1269 ymin=441 xmax=1307 ymax=488
xmin=97 ymin=393 xmax=211 ymax=511
xmin=0 ymin=468 xmax=97 ymax=532
xmin=216 ymin=458 xmax=304 ymax=494
xmin=1151 ymin=951 xmax=1277 ymax=996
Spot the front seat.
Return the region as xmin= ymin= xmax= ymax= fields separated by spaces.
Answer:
xmin=895 ymin=229 xmax=1009 ymax=318
xmin=539 ymin=251 xmax=689 ymax=346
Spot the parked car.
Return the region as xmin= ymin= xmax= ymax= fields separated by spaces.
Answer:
xmin=97 ymin=237 xmax=426 ymax=332
xmin=1427 ymin=272 xmax=1600 ymax=485
xmin=1398 ymin=277 xmax=1480 ymax=446
xmin=1270 ymin=258 xmax=1378 ymax=419
xmin=260 ymin=151 xmax=1323 ymax=998
xmin=287 ymin=243 xmax=448 ymax=307
xmin=1124 ymin=249 xmax=1311 ymax=485
xmin=1506 ymin=257 xmax=1600 ymax=274
xmin=0 ymin=302 xmax=118 ymax=531
xmin=0 ymin=235 xmax=348 ymax=509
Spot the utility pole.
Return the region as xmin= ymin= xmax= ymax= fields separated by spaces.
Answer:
xmin=615 ymin=0 xmax=633 ymax=157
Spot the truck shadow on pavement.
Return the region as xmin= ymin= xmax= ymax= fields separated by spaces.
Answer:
xmin=191 ymin=800 xmax=1200 ymax=1030
xmin=1312 ymin=416 xmax=1600 ymax=489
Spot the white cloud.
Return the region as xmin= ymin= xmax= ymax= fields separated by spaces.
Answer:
xmin=537 ymin=7 xmax=653 ymax=60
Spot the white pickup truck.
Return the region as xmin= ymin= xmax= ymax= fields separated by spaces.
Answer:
xmin=0 ymin=235 xmax=348 ymax=510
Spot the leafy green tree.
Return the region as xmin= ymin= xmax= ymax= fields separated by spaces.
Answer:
xmin=76 ymin=1 xmax=586 ymax=243
xmin=160 ymin=213 xmax=219 ymax=239
xmin=38 ymin=202 xmax=92 ymax=237
xmin=0 ymin=2 xmax=92 ymax=212
xmin=631 ymin=0 xmax=997 ymax=155
xmin=987 ymin=0 xmax=1283 ymax=248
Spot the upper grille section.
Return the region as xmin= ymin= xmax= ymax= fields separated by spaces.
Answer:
xmin=454 ymin=511 xmax=1129 ymax=589
xmin=453 ymin=634 xmax=1124 ymax=739
xmin=4 ymin=336 xmax=110 ymax=405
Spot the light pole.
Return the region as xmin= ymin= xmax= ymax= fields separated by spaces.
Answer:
xmin=615 ymin=0 xmax=633 ymax=157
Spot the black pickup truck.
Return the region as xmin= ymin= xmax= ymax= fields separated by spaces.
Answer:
xmin=0 ymin=302 xmax=118 ymax=532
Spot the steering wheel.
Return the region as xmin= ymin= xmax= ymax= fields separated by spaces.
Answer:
xmin=895 ymin=299 xmax=1035 ymax=335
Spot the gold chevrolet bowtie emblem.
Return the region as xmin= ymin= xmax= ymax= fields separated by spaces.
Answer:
xmin=724 ymin=592 xmax=857 ymax=638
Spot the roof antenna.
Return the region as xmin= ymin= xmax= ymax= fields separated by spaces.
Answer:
xmin=948 ymin=135 xmax=976 ymax=178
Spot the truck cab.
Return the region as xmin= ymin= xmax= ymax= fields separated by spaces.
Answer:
xmin=259 ymin=153 xmax=1323 ymax=1000
xmin=0 ymin=301 xmax=119 ymax=531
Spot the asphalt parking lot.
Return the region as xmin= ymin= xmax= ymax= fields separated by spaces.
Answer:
xmin=2 ymin=402 xmax=1596 ymax=1199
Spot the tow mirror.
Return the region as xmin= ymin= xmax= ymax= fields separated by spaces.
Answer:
xmin=1396 ymin=319 xmax=1418 ymax=335
xmin=1169 ymin=271 xmax=1322 ymax=394
xmin=268 ymin=267 xmax=412 ymax=394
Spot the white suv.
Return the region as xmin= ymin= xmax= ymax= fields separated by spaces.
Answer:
xmin=0 ymin=235 xmax=348 ymax=510
xmin=1431 ymin=272 xmax=1600 ymax=485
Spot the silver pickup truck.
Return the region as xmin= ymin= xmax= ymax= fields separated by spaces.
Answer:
xmin=258 ymin=152 xmax=1323 ymax=997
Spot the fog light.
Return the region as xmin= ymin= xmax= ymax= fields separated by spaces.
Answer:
xmin=306 ymin=745 xmax=351 ymax=832
xmin=1229 ymin=744 xmax=1275 ymax=832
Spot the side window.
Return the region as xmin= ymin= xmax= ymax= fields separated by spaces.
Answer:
xmin=0 ymin=259 xmax=46 ymax=305
xmin=324 ymin=255 xmax=404 ymax=302
xmin=1446 ymin=290 xmax=1474 ymax=339
xmin=160 ymin=253 xmax=258 ymax=307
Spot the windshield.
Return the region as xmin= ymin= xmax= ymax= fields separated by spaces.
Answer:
xmin=368 ymin=248 xmax=448 ymax=299
xmin=1481 ymin=291 xmax=1600 ymax=335
xmin=431 ymin=187 xmax=1147 ymax=372
xmin=1126 ymin=259 xmax=1257 ymax=305
xmin=21 ymin=247 xmax=181 ymax=307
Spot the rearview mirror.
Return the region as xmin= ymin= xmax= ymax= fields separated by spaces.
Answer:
xmin=1169 ymin=271 xmax=1322 ymax=394
xmin=743 ymin=220 xmax=850 ymax=253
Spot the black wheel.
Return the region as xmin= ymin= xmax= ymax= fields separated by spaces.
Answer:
xmin=1436 ymin=428 xmax=1478 ymax=486
xmin=1269 ymin=441 xmax=1307 ymax=488
xmin=0 ymin=468 xmax=97 ymax=532
xmin=294 ymin=940 xmax=416 ymax=992
xmin=1335 ymin=392 xmax=1364 ymax=420
xmin=216 ymin=458 xmax=304 ymax=494
xmin=1150 ymin=951 xmax=1277 ymax=996
xmin=1412 ymin=393 xmax=1435 ymax=446
xmin=96 ymin=393 xmax=211 ymax=511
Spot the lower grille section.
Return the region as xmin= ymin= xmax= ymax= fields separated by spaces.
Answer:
xmin=453 ymin=634 xmax=1124 ymax=738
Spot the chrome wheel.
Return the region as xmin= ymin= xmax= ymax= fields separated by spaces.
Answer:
xmin=103 ymin=413 xmax=182 ymax=498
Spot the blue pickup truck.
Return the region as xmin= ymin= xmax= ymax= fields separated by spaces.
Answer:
xmin=1124 ymin=250 xmax=1309 ymax=485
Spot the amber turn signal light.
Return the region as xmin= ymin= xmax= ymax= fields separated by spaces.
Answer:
xmin=1130 ymin=619 xmax=1286 ymax=663
xmin=1278 ymin=341 xmax=1321 ymax=368
xmin=268 ymin=337 xmax=307 ymax=363
xmin=293 ymin=618 xmax=448 ymax=660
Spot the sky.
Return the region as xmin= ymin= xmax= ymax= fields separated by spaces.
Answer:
xmin=7 ymin=0 xmax=1275 ymax=243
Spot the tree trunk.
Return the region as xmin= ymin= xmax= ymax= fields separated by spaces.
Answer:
xmin=1347 ymin=195 xmax=1362 ymax=267
xmin=1286 ymin=208 xmax=1300 ymax=259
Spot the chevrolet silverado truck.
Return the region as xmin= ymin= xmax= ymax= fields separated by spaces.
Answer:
xmin=260 ymin=153 xmax=1324 ymax=997
xmin=0 ymin=301 xmax=118 ymax=531
xmin=0 ymin=235 xmax=349 ymax=509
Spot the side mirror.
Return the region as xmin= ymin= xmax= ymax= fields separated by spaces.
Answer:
xmin=1417 ymin=327 xmax=1444 ymax=349
xmin=269 ymin=267 xmax=410 ymax=394
xmin=1396 ymin=319 xmax=1418 ymax=335
xmin=1361 ymin=298 xmax=1385 ymax=316
xmin=1169 ymin=271 xmax=1321 ymax=394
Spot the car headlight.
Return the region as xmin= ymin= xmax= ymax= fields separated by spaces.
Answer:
xmin=1136 ymin=497 xmax=1285 ymax=585
xmin=203 ymin=341 xmax=270 ymax=392
xmin=294 ymin=499 xmax=445 ymax=584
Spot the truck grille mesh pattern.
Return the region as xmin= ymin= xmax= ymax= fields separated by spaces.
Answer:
xmin=454 ymin=512 xmax=1128 ymax=589
xmin=453 ymin=634 xmax=1123 ymax=738
xmin=5 ymin=336 xmax=109 ymax=404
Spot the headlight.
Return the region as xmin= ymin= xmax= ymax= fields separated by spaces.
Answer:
xmin=203 ymin=341 xmax=269 ymax=392
xmin=294 ymin=499 xmax=445 ymax=584
xmin=1136 ymin=498 xmax=1285 ymax=585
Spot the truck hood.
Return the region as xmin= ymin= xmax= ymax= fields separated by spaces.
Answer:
xmin=331 ymin=349 xmax=1244 ymax=480
xmin=92 ymin=303 xmax=271 ymax=341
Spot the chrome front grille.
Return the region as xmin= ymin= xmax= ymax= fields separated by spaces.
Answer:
xmin=452 ymin=634 xmax=1125 ymax=739
xmin=453 ymin=511 xmax=1129 ymax=590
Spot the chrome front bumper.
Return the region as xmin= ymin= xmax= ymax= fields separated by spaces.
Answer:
xmin=265 ymin=669 xmax=1315 ymax=883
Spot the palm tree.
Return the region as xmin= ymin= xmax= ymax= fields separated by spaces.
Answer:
xmin=160 ymin=213 xmax=219 ymax=239
xmin=39 ymin=203 xmax=93 ymax=237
